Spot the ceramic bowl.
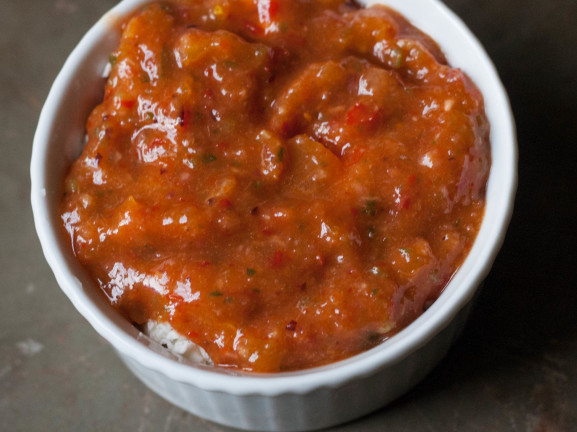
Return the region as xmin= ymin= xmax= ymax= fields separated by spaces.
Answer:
xmin=31 ymin=0 xmax=517 ymax=430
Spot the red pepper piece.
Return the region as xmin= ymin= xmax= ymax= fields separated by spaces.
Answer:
xmin=218 ymin=198 xmax=233 ymax=209
xmin=345 ymin=146 xmax=366 ymax=165
xmin=271 ymin=250 xmax=284 ymax=267
xmin=345 ymin=102 xmax=379 ymax=126
xmin=121 ymin=99 xmax=135 ymax=109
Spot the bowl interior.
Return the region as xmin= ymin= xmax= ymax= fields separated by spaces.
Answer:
xmin=31 ymin=0 xmax=516 ymax=394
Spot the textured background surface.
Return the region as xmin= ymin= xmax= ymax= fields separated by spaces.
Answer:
xmin=1 ymin=0 xmax=576 ymax=430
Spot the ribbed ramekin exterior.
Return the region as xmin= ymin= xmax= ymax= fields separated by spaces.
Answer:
xmin=118 ymin=301 xmax=472 ymax=431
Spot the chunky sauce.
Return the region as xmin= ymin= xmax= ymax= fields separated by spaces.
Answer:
xmin=61 ymin=0 xmax=490 ymax=372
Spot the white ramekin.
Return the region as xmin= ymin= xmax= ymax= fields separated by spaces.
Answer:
xmin=31 ymin=0 xmax=517 ymax=430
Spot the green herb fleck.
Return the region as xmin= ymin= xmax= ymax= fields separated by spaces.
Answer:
xmin=254 ymin=47 xmax=267 ymax=59
xmin=350 ymin=61 xmax=363 ymax=73
xmin=362 ymin=200 xmax=378 ymax=216
xmin=109 ymin=54 xmax=117 ymax=66
xmin=277 ymin=147 xmax=285 ymax=163
xmin=209 ymin=290 xmax=223 ymax=297
xmin=246 ymin=268 xmax=256 ymax=277
xmin=65 ymin=178 xmax=78 ymax=194
xmin=367 ymin=226 xmax=376 ymax=239
xmin=203 ymin=153 xmax=217 ymax=164
xmin=391 ymin=47 xmax=405 ymax=68
xmin=223 ymin=59 xmax=238 ymax=69
xmin=362 ymin=330 xmax=385 ymax=350
xmin=160 ymin=46 xmax=173 ymax=77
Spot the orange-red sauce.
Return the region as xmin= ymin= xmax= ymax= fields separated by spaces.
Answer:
xmin=61 ymin=0 xmax=490 ymax=372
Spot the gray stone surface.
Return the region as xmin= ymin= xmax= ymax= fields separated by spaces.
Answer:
xmin=2 ymin=0 xmax=576 ymax=430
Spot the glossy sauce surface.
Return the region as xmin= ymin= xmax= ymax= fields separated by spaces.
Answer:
xmin=61 ymin=0 xmax=490 ymax=372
